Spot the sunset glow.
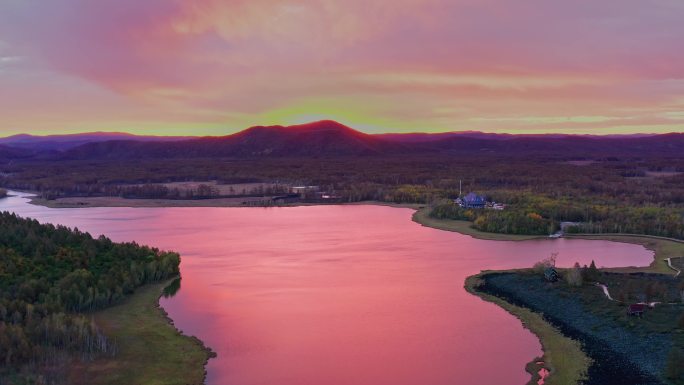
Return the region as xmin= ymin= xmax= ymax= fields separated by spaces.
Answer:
xmin=1 ymin=0 xmax=683 ymax=135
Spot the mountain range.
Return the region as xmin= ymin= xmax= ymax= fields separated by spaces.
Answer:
xmin=1 ymin=120 xmax=682 ymax=160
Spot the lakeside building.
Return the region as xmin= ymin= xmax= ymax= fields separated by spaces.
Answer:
xmin=460 ymin=192 xmax=486 ymax=209
xmin=291 ymin=186 xmax=320 ymax=197
xmin=454 ymin=192 xmax=505 ymax=210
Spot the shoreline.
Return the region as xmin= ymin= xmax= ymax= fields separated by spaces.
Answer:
xmin=465 ymin=273 xmax=591 ymax=385
xmin=11 ymin=191 xmax=684 ymax=385
xmin=472 ymin=271 xmax=679 ymax=385
xmin=24 ymin=191 xmax=684 ymax=264
xmin=412 ymin=207 xmax=681 ymax=275
xmin=413 ymin=209 xmax=684 ymax=385
xmin=25 ymin=194 xmax=425 ymax=210
xmin=25 ymin=193 xmax=680 ymax=274
xmin=67 ymin=279 xmax=215 ymax=385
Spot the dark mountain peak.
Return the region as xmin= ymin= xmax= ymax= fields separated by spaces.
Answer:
xmin=238 ymin=120 xmax=366 ymax=137
xmin=60 ymin=120 xmax=403 ymax=159
xmin=290 ymin=120 xmax=361 ymax=133
xmin=220 ymin=120 xmax=395 ymax=156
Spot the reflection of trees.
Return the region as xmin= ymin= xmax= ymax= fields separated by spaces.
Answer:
xmin=163 ymin=277 xmax=182 ymax=298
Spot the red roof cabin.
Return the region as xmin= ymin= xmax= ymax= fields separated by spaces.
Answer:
xmin=627 ymin=304 xmax=645 ymax=316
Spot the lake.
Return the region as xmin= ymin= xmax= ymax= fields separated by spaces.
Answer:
xmin=0 ymin=192 xmax=654 ymax=385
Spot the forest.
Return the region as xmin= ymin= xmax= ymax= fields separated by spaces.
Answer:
xmin=0 ymin=211 xmax=181 ymax=384
xmin=1 ymin=153 xmax=683 ymax=239
xmin=430 ymin=191 xmax=684 ymax=239
xmin=430 ymin=203 xmax=554 ymax=235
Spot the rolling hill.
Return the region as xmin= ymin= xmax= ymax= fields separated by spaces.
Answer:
xmin=0 ymin=132 xmax=191 ymax=151
xmin=0 ymin=144 xmax=35 ymax=161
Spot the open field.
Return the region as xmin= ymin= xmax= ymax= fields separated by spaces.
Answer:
xmin=67 ymin=280 xmax=214 ymax=385
xmin=645 ymin=171 xmax=683 ymax=178
xmin=563 ymin=160 xmax=597 ymax=166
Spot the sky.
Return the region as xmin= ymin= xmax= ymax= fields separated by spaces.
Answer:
xmin=0 ymin=0 xmax=683 ymax=136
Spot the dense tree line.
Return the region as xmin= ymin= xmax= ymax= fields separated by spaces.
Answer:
xmin=431 ymin=193 xmax=684 ymax=238
xmin=5 ymin=156 xmax=682 ymax=204
xmin=0 ymin=211 xmax=180 ymax=382
xmin=34 ymin=182 xmax=293 ymax=201
xmin=1 ymin=154 xmax=683 ymax=238
xmin=115 ymin=183 xmax=221 ymax=200
xmin=430 ymin=202 xmax=553 ymax=235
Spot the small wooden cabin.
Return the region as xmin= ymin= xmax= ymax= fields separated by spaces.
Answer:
xmin=627 ymin=304 xmax=645 ymax=316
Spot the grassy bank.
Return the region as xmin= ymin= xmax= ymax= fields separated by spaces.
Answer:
xmin=67 ymin=280 xmax=214 ymax=385
xmin=466 ymin=274 xmax=591 ymax=385
xmin=28 ymin=194 xmax=426 ymax=210
xmin=412 ymin=208 xmax=544 ymax=241
xmin=564 ymin=234 xmax=684 ymax=275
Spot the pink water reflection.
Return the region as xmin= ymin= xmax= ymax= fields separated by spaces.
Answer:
xmin=1 ymin=194 xmax=653 ymax=385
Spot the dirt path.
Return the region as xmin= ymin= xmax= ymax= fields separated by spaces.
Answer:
xmin=664 ymin=258 xmax=681 ymax=277
xmin=596 ymin=283 xmax=615 ymax=301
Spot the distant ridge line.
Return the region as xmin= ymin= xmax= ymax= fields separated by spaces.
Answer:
xmin=1 ymin=120 xmax=682 ymax=160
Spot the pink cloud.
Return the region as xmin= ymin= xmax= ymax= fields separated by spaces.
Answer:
xmin=0 ymin=0 xmax=682 ymax=134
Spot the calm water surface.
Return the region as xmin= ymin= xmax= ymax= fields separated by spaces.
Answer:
xmin=0 ymin=192 xmax=653 ymax=385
